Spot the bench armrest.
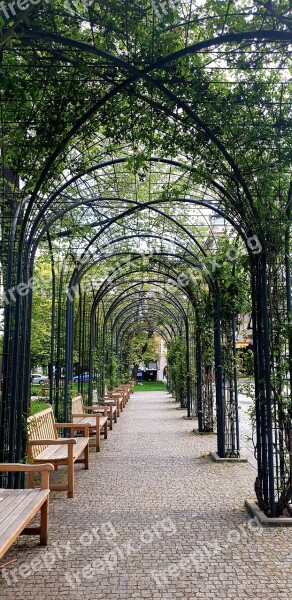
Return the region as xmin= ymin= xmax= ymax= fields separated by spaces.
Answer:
xmin=0 ymin=463 xmax=54 ymax=472
xmin=56 ymin=423 xmax=90 ymax=437
xmin=0 ymin=463 xmax=55 ymax=490
xmin=57 ymin=423 xmax=89 ymax=428
xmin=92 ymin=407 xmax=111 ymax=417
xmin=96 ymin=400 xmax=115 ymax=406
xmin=71 ymin=413 xmax=100 ymax=419
xmin=28 ymin=439 xmax=77 ymax=445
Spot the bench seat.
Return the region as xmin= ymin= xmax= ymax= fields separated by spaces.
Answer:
xmin=93 ymin=403 xmax=117 ymax=430
xmin=71 ymin=396 xmax=108 ymax=451
xmin=105 ymin=392 xmax=124 ymax=413
xmin=0 ymin=464 xmax=54 ymax=558
xmin=27 ymin=408 xmax=90 ymax=498
xmin=75 ymin=415 xmax=108 ymax=429
xmin=0 ymin=489 xmax=49 ymax=559
xmin=33 ymin=437 xmax=89 ymax=463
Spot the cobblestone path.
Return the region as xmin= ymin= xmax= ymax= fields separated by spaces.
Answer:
xmin=1 ymin=391 xmax=292 ymax=599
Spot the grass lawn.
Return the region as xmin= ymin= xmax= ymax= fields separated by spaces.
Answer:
xmin=31 ymin=382 xmax=82 ymax=397
xmin=30 ymin=401 xmax=50 ymax=415
xmin=134 ymin=381 xmax=167 ymax=392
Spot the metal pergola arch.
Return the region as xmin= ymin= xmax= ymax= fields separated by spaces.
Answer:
xmin=0 ymin=3 xmax=291 ymax=515
xmin=77 ymin=237 xmax=236 ymax=453
xmin=17 ymin=26 xmax=291 ymax=215
xmin=116 ymin=314 xmax=176 ymax=353
xmin=4 ymin=189 xmax=242 ymax=464
xmin=101 ymin=284 xmax=191 ymax=409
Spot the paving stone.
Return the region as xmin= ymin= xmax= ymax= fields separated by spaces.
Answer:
xmin=0 ymin=390 xmax=291 ymax=600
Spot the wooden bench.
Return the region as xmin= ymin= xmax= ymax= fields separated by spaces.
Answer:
xmin=71 ymin=395 xmax=108 ymax=450
xmin=115 ymin=385 xmax=131 ymax=403
xmin=41 ymin=384 xmax=50 ymax=398
xmin=92 ymin=389 xmax=120 ymax=423
xmin=114 ymin=387 xmax=128 ymax=408
xmin=106 ymin=390 xmax=125 ymax=413
xmin=95 ymin=399 xmax=118 ymax=430
xmin=0 ymin=463 xmax=54 ymax=558
xmin=27 ymin=407 xmax=90 ymax=498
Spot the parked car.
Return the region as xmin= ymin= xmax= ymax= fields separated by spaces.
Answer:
xmin=30 ymin=373 xmax=48 ymax=384
xmin=73 ymin=372 xmax=90 ymax=383
xmin=73 ymin=372 xmax=99 ymax=383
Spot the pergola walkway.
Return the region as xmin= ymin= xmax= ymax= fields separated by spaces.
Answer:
xmin=1 ymin=391 xmax=292 ymax=599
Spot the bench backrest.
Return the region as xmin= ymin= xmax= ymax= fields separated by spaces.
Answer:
xmin=114 ymin=388 xmax=127 ymax=400
xmin=27 ymin=407 xmax=57 ymax=459
xmin=107 ymin=390 xmax=123 ymax=399
xmin=71 ymin=395 xmax=84 ymax=423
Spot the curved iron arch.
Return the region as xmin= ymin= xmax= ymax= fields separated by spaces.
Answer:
xmin=20 ymin=28 xmax=291 ymax=213
xmin=27 ymin=157 xmax=237 ymax=244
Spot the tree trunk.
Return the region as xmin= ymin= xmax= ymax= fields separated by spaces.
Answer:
xmin=133 ymin=364 xmax=139 ymax=382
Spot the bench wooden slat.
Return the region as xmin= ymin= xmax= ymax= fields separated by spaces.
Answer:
xmin=77 ymin=416 xmax=99 ymax=427
xmin=34 ymin=445 xmax=69 ymax=461
xmin=75 ymin=415 xmax=109 ymax=430
xmin=0 ymin=489 xmax=26 ymax=516
xmin=106 ymin=391 xmax=124 ymax=410
xmin=27 ymin=408 xmax=90 ymax=498
xmin=89 ymin=416 xmax=108 ymax=428
xmin=71 ymin=396 xmax=108 ymax=450
xmin=0 ymin=464 xmax=54 ymax=559
xmin=35 ymin=438 xmax=89 ymax=462
xmin=0 ymin=489 xmax=35 ymax=524
xmin=0 ymin=489 xmax=48 ymax=544
xmin=27 ymin=408 xmax=57 ymax=459
xmin=91 ymin=409 xmax=116 ymax=430
xmin=96 ymin=400 xmax=118 ymax=424
xmin=114 ymin=386 xmax=129 ymax=404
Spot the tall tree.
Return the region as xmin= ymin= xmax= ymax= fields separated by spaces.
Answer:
xmin=127 ymin=331 xmax=159 ymax=381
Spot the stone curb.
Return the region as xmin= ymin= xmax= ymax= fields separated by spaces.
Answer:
xmin=245 ymin=500 xmax=292 ymax=527
xmin=210 ymin=451 xmax=248 ymax=463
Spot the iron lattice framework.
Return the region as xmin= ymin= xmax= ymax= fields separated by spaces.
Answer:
xmin=0 ymin=1 xmax=291 ymax=516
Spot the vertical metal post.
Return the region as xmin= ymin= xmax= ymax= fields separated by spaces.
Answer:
xmin=214 ymin=287 xmax=225 ymax=457
xmin=102 ymin=317 xmax=107 ymax=396
xmin=261 ymin=253 xmax=276 ymax=517
xmin=232 ymin=307 xmax=240 ymax=456
xmin=196 ymin=329 xmax=203 ymax=432
xmin=186 ymin=319 xmax=191 ymax=418
xmin=88 ymin=306 xmax=95 ymax=403
xmin=64 ymin=295 xmax=74 ymax=423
